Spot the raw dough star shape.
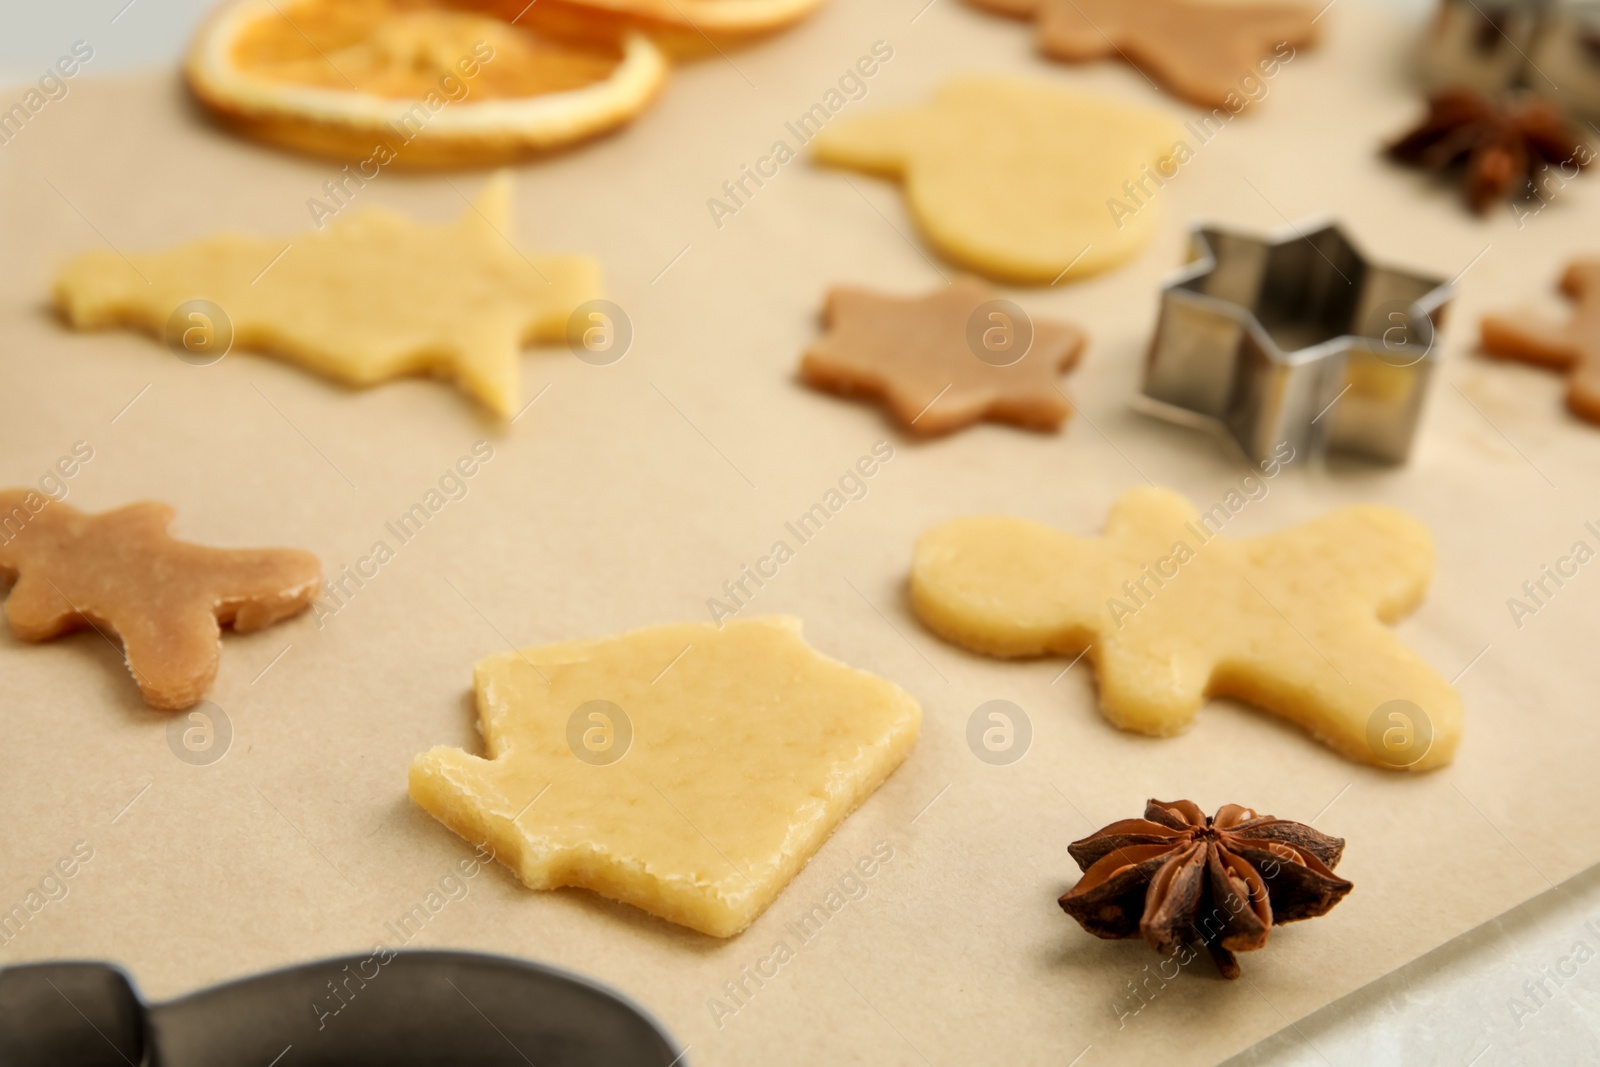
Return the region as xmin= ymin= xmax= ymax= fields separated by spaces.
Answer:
xmin=811 ymin=78 xmax=1178 ymax=284
xmin=968 ymin=0 xmax=1318 ymax=109
xmin=52 ymin=173 xmax=599 ymax=418
xmin=408 ymin=617 xmax=921 ymax=937
xmin=0 ymin=491 xmax=321 ymax=710
xmin=800 ymin=278 xmax=1087 ymax=435
xmin=1481 ymin=260 xmax=1600 ymax=424
xmin=910 ymin=486 xmax=1461 ymax=770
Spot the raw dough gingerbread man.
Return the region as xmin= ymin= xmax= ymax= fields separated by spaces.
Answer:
xmin=910 ymin=487 xmax=1461 ymax=770
xmin=0 ymin=491 xmax=320 ymax=710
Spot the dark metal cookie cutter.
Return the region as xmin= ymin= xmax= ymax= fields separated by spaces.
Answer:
xmin=0 ymin=950 xmax=683 ymax=1067
xmin=1139 ymin=220 xmax=1453 ymax=465
xmin=1421 ymin=0 xmax=1600 ymax=119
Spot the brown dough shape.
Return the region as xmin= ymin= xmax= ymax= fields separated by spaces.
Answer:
xmin=0 ymin=492 xmax=321 ymax=710
xmin=800 ymin=278 xmax=1086 ymax=436
xmin=1481 ymin=261 xmax=1600 ymax=424
xmin=969 ymin=0 xmax=1320 ymax=109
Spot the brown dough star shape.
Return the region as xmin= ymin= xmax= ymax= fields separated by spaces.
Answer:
xmin=910 ymin=486 xmax=1462 ymax=770
xmin=800 ymin=278 xmax=1087 ymax=435
xmin=52 ymin=172 xmax=599 ymax=419
xmin=0 ymin=491 xmax=320 ymax=710
xmin=1481 ymin=261 xmax=1600 ymax=424
xmin=969 ymin=0 xmax=1318 ymax=109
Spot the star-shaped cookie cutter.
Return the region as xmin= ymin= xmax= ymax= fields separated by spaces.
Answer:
xmin=1138 ymin=219 xmax=1453 ymax=464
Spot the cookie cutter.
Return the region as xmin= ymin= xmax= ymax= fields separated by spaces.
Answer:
xmin=0 ymin=950 xmax=683 ymax=1067
xmin=1138 ymin=220 xmax=1453 ymax=465
xmin=1420 ymin=0 xmax=1600 ymax=119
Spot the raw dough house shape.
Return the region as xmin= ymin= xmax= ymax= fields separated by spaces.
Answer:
xmin=800 ymin=277 xmax=1087 ymax=435
xmin=910 ymin=487 xmax=1461 ymax=770
xmin=52 ymin=173 xmax=599 ymax=418
xmin=967 ymin=0 xmax=1319 ymax=109
xmin=1481 ymin=260 xmax=1600 ymax=424
xmin=408 ymin=617 xmax=921 ymax=937
xmin=0 ymin=491 xmax=320 ymax=710
xmin=811 ymin=78 xmax=1178 ymax=284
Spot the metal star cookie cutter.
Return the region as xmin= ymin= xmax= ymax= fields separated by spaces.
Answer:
xmin=1138 ymin=219 xmax=1453 ymax=465
xmin=1420 ymin=0 xmax=1600 ymax=120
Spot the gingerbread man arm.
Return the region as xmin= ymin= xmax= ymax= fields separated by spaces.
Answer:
xmin=810 ymin=110 xmax=924 ymax=176
xmin=1482 ymin=261 xmax=1600 ymax=420
xmin=1481 ymin=261 xmax=1600 ymax=367
xmin=194 ymin=546 xmax=322 ymax=632
xmin=1243 ymin=504 xmax=1436 ymax=624
xmin=910 ymin=515 xmax=1106 ymax=659
xmin=1481 ymin=313 xmax=1582 ymax=369
xmin=2 ymin=572 xmax=84 ymax=642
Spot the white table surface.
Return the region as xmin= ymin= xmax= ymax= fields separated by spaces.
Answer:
xmin=5 ymin=2 xmax=1596 ymax=1066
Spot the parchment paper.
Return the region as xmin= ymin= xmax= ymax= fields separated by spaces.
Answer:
xmin=3 ymin=2 xmax=1599 ymax=1064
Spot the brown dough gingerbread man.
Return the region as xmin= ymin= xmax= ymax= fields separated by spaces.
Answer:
xmin=0 ymin=491 xmax=320 ymax=710
xmin=1481 ymin=261 xmax=1600 ymax=423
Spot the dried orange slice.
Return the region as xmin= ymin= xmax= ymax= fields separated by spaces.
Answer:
xmin=452 ymin=0 xmax=830 ymax=55
xmin=186 ymin=0 xmax=669 ymax=166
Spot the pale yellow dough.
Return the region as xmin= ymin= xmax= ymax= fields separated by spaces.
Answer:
xmin=811 ymin=78 xmax=1179 ymax=284
xmin=910 ymin=487 xmax=1462 ymax=770
xmin=52 ymin=172 xmax=598 ymax=418
xmin=408 ymin=616 xmax=921 ymax=937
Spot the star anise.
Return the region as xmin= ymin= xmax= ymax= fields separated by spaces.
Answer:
xmin=1058 ymin=799 xmax=1353 ymax=979
xmin=1386 ymin=88 xmax=1593 ymax=213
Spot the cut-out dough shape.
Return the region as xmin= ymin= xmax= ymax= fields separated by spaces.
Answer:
xmin=408 ymin=616 xmax=921 ymax=936
xmin=53 ymin=173 xmax=599 ymax=418
xmin=910 ymin=487 xmax=1461 ymax=770
xmin=811 ymin=78 xmax=1178 ymax=284
xmin=1481 ymin=260 xmax=1600 ymax=424
xmin=967 ymin=0 xmax=1318 ymax=109
xmin=0 ymin=491 xmax=320 ymax=710
xmin=800 ymin=277 xmax=1087 ymax=434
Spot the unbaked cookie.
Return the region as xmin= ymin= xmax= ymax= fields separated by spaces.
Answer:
xmin=1481 ymin=260 xmax=1600 ymax=424
xmin=811 ymin=78 xmax=1178 ymax=284
xmin=53 ymin=173 xmax=598 ymax=419
xmin=910 ymin=487 xmax=1461 ymax=769
xmin=408 ymin=616 xmax=921 ymax=936
xmin=0 ymin=491 xmax=320 ymax=710
xmin=800 ymin=278 xmax=1086 ymax=434
xmin=967 ymin=0 xmax=1317 ymax=109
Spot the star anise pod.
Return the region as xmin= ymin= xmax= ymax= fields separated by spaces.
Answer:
xmin=1386 ymin=88 xmax=1593 ymax=213
xmin=1058 ymin=799 xmax=1353 ymax=979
